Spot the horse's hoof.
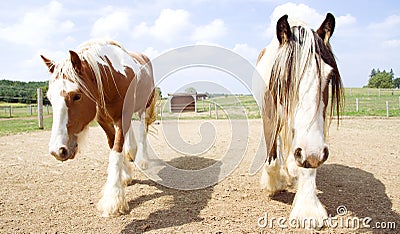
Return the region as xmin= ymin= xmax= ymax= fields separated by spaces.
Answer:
xmin=289 ymin=199 xmax=327 ymax=229
xmin=97 ymin=191 xmax=129 ymax=217
xmin=125 ymin=151 xmax=136 ymax=162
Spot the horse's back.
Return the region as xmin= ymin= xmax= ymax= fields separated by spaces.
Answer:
xmin=126 ymin=52 xmax=155 ymax=114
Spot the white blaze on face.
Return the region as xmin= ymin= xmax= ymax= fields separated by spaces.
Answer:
xmin=47 ymin=78 xmax=79 ymax=157
xmin=293 ymin=58 xmax=332 ymax=158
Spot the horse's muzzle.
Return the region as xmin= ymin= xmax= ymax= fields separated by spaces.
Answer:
xmin=294 ymin=146 xmax=329 ymax=168
xmin=50 ymin=144 xmax=78 ymax=161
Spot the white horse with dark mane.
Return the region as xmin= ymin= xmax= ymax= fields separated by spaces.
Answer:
xmin=255 ymin=13 xmax=343 ymax=228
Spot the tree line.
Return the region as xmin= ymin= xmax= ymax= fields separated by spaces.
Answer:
xmin=0 ymin=79 xmax=49 ymax=104
xmin=365 ymin=68 xmax=400 ymax=89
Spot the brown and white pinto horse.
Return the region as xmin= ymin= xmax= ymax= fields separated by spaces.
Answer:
xmin=41 ymin=40 xmax=157 ymax=217
xmin=255 ymin=14 xmax=343 ymax=227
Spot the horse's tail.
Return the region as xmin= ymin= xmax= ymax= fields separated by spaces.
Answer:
xmin=145 ymin=89 xmax=158 ymax=132
xmin=140 ymin=54 xmax=159 ymax=132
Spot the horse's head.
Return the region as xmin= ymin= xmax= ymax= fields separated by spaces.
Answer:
xmin=41 ymin=51 xmax=97 ymax=161
xmin=264 ymin=13 xmax=343 ymax=169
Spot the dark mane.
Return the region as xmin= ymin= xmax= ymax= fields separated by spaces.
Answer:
xmin=268 ymin=25 xmax=343 ymax=150
xmin=315 ymin=31 xmax=344 ymax=123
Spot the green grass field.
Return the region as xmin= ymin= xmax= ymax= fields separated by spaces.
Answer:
xmin=0 ymin=117 xmax=53 ymax=136
xmin=342 ymin=88 xmax=400 ymax=117
xmin=0 ymin=88 xmax=399 ymax=136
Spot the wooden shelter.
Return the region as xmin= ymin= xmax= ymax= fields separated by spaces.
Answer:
xmin=168 ymin=93 xmax=207 ymax=113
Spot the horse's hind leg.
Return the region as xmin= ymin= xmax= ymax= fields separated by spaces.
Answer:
xmin=123 ymin=122 xmax=137 ymax=162
xmin=120 ymin=122 xmax=136 ymax=185
xmin=135 ymin=112 xmax=149 ymax=170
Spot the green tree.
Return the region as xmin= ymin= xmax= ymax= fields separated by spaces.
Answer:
xmin=366 ymin=69 xmax=394 ymax=88
xmin=370 ymin=68 xmax=377 ymax=78
xmin=155 ymin=87 xmax=162 ymax=99
xmin=185 ymin=87 xmax=197 ymax=94
xmin=394 ymin=77 xmax=400 ymax=89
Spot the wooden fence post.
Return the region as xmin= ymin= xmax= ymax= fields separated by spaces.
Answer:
xmin=159 ymin=103 xmax=163 ymax=119
xmin=215 ymin=103 xmax=218 ymax=120
xmin=356 ymin=98 xmax=359 ymax=112
xmin=37 ymin=88 xmax=44 ymax=129
xmin=386 ymin=101 xmax=389 ymax=118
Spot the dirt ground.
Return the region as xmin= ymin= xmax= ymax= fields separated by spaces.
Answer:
xmin=0 ymin=118 xmax=399 ymax=233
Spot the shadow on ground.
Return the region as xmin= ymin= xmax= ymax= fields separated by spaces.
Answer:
xmin=121 ymin=156 xmax=218 ymax=233
xmin=270 ymin=163 xmax=399 ymax=233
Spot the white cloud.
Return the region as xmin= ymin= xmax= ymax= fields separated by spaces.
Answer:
xmin=90 ymin=10 xmax=130 ymax=38
xmin=191 ymin=19 xmax=227 ymax=42
xmin=0 ymin=1 xmax=74 ymax=46
xmin=336 ymin=14 xmax=357 ymax=27
xmin=383 ymin=39 xmax=400 ymax=48
xmin=232 ymin=43 xmax=259 ymax=64
xmin=133 ymin=9 xmax=191 ymax=43
xmin=265 ymin=2 xmax=324 ymax=39
xmin=366 ymin=14 xmax=400 ymax=47
xmin=143 ymin=47 xmax=162 ymax=59
xmin=368 ymin=14 xmax=400 ymax=31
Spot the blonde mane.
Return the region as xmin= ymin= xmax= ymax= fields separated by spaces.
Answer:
xmin=52 ymin=40 xmax=143 ymax=115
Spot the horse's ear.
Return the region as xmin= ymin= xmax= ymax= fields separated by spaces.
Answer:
xmin=262 ymin=89 xmax=278 ymax=163
xmin=276 ymin=14 xmax=291 ymax=45
xmin=317 ymin=13 xmax=335 ymax=45
xmin=69 ymin=50 xmax=82 ymax=73
xmin=40 ymin=55 xmax=55 ymax=73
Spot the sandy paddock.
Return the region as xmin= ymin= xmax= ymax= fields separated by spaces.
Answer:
xmin=0 ymin=118 xmax=399 ymax=233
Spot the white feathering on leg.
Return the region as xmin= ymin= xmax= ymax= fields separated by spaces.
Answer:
xmin=97 ymin=150 xmax=128 ymax=217
xmin=289 ymin=168 xmax=327 ymax=229
xmin=260 ymin=158 xmax=289 ymax=194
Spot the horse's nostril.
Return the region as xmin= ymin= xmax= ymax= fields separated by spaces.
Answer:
xmin=294 ymin=148 xmax=302 ymax=160
xmin=322 ymin=146 xmax=329 ymax=162
xmin=59 ymin=147 xmax=68 ymax=158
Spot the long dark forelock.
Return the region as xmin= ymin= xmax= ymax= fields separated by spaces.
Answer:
xmin=269 ymin=25 xmax=343 ymax=149
xmin=270 ymin=26 xmax=319 ymax=124
xmin=315 ymin=34 xmax=344 ymax=124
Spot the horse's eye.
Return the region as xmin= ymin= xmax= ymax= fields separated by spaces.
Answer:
xmin=72 ymin=93 xmax=82 ymax=102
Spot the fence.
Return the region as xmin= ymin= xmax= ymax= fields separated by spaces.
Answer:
xmin=1 ymin=88 xmax=399 ymax=120
xmin=343 ymin=88 xmax=400 ymax=117
xmin=157 ymin=95 xmax=260 ymax=120
xmin=0 ymin=104 xmax=53 ymax=118
xmin=158 ymin=89 xmax=400 ymax=119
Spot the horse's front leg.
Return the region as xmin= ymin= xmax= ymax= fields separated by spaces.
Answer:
xmin=260 ymin=140 xmax=289 ymax=194
xmin=97 ymin=122 xmax=130 ymax=217
xmin=289 ymin=167 xmax=327 ymax=229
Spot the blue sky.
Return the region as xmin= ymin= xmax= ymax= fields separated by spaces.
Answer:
xmin=0 ymin=1 xmax=399 ymax=94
